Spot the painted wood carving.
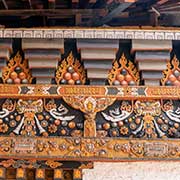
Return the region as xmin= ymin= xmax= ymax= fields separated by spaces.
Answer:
xmin=108 ymin=53 xmax=140 ymax=86
xmin=97 ymin=100 xmax=180 ymax=138
xmin=0 ymin=99 xmax=84 ymax=137
xmin=0 ymin=42 xmax=179 ymax=179
xmin=55 ymin=52 xmax=86 ymax=85
xmin=2 ymin=52 xmax=32 ymax=84
xmin=162 ymin=56 xmax=180 ymax=86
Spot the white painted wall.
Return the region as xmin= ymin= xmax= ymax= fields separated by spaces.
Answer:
xmin=83 ymin=162 xmax=180 ymax=180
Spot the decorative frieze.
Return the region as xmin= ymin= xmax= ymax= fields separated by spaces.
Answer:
xmin=0 ymin=137 xmax=179 ymax=160
xmin=0 ymin=28 xmax=179 ymax=40
xmin=0 ymin=85 xmax=178 ymax=99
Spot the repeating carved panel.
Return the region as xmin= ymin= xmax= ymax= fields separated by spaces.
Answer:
xmin=97 ymin=100 xmax=180 ymax=138
xmin=0 ymin=98 xmax=84 ymax=137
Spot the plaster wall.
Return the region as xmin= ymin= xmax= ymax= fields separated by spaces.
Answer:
xmin=83 ymin=162 xmax=180 ymax=180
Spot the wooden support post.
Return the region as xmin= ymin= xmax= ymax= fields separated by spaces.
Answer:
xmin=16 ymin=168 xmax=26 ymax=180
xmin=150 ymin=11 xmax=159 ymax=26
xmin=36 ymin=169 xmax=45 ymax=180
xmin=73 ymin=169 xmax=82 ymax=180
xmin=54 ymin=169 xmax=63 ymax=180
xmin=48 ymin=0 xmax=56 ymax=9
xmin=75 ymin=14 xmax=82 ymax=26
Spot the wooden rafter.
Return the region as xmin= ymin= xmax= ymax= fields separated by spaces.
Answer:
xmin=28 ymin=0 xmax=33 ymax=9
xmin=48 ymin=0 xmax=56 ymax=9
xmin=0 ymin=8 xmax=106 ymax=17
xmin=1 ymin=0 xmax=8 ymax=9
xmin=80 ymin=0 xmax=97 ymax=8
xmin=156 ymin=0 xmax=170 ymax=6
xmin=93 ymin=2 xmax=134 ymax=26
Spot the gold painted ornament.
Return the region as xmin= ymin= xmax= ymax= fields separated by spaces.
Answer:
xmin=55 ymin=52 xmax=86 ymax=85
xmin=162 ymin=55 xmax=180 ymax=86
xmin=108 ymin=53 xmax=140 ymax=86
xmin=2 ymin=52 xmax=32 ymax=84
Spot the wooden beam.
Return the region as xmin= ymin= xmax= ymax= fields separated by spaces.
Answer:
xmin=0 ymin=9 xmax=106 ymax=17
xmin=72 ymin=0 xmax=79 ymax=2
xmin=89 ymin=0 xmax=96 ymax=3
xmin=108 ymin=13 xmax=151 ymax=26
xmin=157 ymin=2 xmax=180 ymax=9
xmin=75 ymin=13 xmax=82 ymax=25
xmin=158 ymin=13 xmax=180 ymax=26
xmin=1 ymin=0 xmax=8 ymax=9
xmin=160 ymin=11 xmax=180 ymax=14
xmin=156 ymin=0 xmax=169 ymax=6
xmin=71 ymin=0 xmax=79 ymax=8
xmin=93 ymin=2 xmax=133 ymax=26
xmin=128 ymin=0 xmax=158 ymax=15
xmin=28 ymin=0 xmax=33 ymax=9
xmin=159 ymin=5 xmax=180 ymax=11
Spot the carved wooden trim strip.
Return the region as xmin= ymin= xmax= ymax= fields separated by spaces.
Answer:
xmin=0 ymin=137 xmax=180 ymax=161
xmin=35 ymin=169 xmax=45 ymax=180
xmin=0 ymin=160 xmax=93 ymax=170
xmin=0 ymin=28 xmax=179 ymax=40
xmin=54 ymin=169 xmax=63 ymax=180
xmin=0 ymin=168 xmax=5 ymax=179
xmin=16 ymin=168 xmax=26 ymax=180
xmin=73 ymin=169 xmax=82 ymax=180
xmin=0 ymin=85 xmax=179 ymax=99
